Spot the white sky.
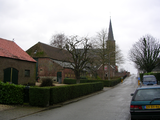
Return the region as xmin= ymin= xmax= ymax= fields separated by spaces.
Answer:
xmin=1 ymin=0 xmax=160 ymax=75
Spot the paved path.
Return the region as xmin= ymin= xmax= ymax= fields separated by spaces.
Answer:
xmin=0 ymin=104 xmax=17 ymax=112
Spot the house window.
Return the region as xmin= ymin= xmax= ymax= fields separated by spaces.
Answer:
xmin=65 ymin=74 xmax=67 ymax=77
xmin=25 ymin=70 xmax=30 ymax=77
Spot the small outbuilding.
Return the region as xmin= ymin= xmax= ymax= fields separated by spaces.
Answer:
xmin=0 ymin=38 xmax=36 ymax=85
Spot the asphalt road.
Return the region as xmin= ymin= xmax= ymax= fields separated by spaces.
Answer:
xmin=17 ymin=75 xmax=138 ymax=120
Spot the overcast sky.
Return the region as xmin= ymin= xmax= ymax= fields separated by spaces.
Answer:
xmin=1 ymin=0 xmax=160 ymax=74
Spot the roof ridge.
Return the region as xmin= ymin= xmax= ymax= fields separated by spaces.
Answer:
xmin=38 ymin=41 xmax=68 ymax=52
xmin=31 ymin=42 xmax=72 ymax=62
xmin=0 ymin=38 xmax=36 ymax=62
xmin=0 ymin=38 xmax=14 ymax=42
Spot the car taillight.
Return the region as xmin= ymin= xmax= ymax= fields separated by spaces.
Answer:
xmin=130 ymin=105 xmax=142 ymax=110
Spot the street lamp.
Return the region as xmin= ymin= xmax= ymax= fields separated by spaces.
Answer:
xmin=108 ymin=51 xmax=115 ymax=80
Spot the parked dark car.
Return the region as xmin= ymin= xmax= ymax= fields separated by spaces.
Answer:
xmin=130 ymin=86 xmax=160 ymax=120
xmin=142 ymin=75 xmax=157 ymax=86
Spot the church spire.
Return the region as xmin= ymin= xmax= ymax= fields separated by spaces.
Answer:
xmin=106 ymin=18 xmax=115 ymax=66
xmin=108 ymin=19 xmax=114 ymax=41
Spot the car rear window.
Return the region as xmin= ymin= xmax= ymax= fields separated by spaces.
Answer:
xmin=133 ymin=88 xmax=160 ymax=101
xmin=143 ymin=77 xmax=156 ymax=82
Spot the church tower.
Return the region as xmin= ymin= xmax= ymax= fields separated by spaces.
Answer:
xmin=106 ymin=19 xmax=115 ymax=66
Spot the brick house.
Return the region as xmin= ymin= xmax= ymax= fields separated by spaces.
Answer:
xmin=91 ymin=63 xmax=116 ymax=80
xmin=26 ymin=42 xmax=75 ymax=83
xmin=0 ymin=38 xmax=36 ymax=85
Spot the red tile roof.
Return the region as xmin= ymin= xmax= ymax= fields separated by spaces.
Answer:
xmin=0 ymin=38 xmax=36 ymax=62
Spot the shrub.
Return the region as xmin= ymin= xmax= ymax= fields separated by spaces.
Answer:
xmin=80 ymin=76 xmax=87 ymax=79
xmin=63 ymin=78 xmax=77 ymax=84
xmin=87 ymin=78 xmax=121 ymax=87
xmin=50 ymin=86 xmax=71 ymax=105
xmin=96 ymin=76 xmax=102 ymax=80
xmin=40 ymin=78 xmax=54 ymax=87
xmin=0 ymin=82 xmax=24 ymax=104
xmin=80 ymin=79 xmax=88 ymax=83
xmin=50 ymin=82 xmax=103 ymax=105
xmin=154 ymin=73 xmax=160 ymax=84
xmin=29 ymin=87 xmax=50 ymax=107
xmin=64 ymin=78 xmax=89 ymax=84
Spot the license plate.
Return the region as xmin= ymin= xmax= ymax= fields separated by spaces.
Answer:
xmin=146 ymin=105 xmax=160 ymax=109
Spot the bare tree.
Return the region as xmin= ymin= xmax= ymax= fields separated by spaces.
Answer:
xmin=115 ymin=45 xmax=124 ymax=65
xmin=50 ymin=33 xmax=68 ymax=49
xmin=92 ymin=29 xmax=124 ymax=79
xmin=65 ymin=36 xmax=93 ymax=83
xmin=94 ymin=29 xmax=108 ymax=80
xmin=129 ymin=34 xmax=160 ymax=73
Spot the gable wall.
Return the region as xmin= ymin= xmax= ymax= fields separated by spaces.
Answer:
xmin=0 ymin=57 xmax=36 ymax=85
xmin=97 ymin=64 xmax=115 ymax=79
xmin=37 ymin=58 xmax=75 ymax=83
xmin=62 ymin=68 xmax=75 ymax=80
xmin=38 ymin=58 xmax=63 ymax=76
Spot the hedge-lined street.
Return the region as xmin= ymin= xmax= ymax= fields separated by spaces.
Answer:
xmin=12 ymin=75 xmax=137 ymax=120
xmin=0 ymin=77 xmax=122 ymax=107
xmin=0 ymin=87 xmax=111 ymax=120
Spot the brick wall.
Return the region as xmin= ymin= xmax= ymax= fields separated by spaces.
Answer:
xmin=37 ymin=58 xmax=74 ymax=83
xmin=62 ymin=68 xmax=75 ymax=81
xmin=38 ymin=58 xmax=63 ymax=76
xmin=97 ymin=65 xmax=115 ymax=79
xmin=0 ymin=57 xmax=36 ymax=85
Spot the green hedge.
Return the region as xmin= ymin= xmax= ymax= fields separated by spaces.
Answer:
xmin=50 ymin=82 xmax=103 ymax=105
xmin=29 ymin=87 xmax=50 ymax=107
xmin=0 ymin=81 xmax=24 ymax=104
xmin=88 ymin=79 xmax=121 ymax=87
xmin=63 ymin=78 xmax=77 ymax=84
xmin=103 ymin=78 xmax=121 ymax=87
xmin=63 ymin=78 xmax=88 ymax=84
xmin=154 ymin=73 xmax=160 ymax=83
xmin=50 ymin=86 xmax=71 ymax=104
xmin=0 ymin=80 xmax=104 ymax=107
xmin=64 ymin=78 xmax=121 ymax=87
xmin=80 ymin=79 xmax=88 ymax=83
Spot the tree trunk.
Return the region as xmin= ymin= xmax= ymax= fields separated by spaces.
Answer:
xmin=75 ymin=70 xmax=80 ymax=84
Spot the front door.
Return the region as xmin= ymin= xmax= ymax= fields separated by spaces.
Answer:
xmin=4 ymin=68 xmax=18 ymax=84
xmin=57 ymin=72 xmax=62 ymax=83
